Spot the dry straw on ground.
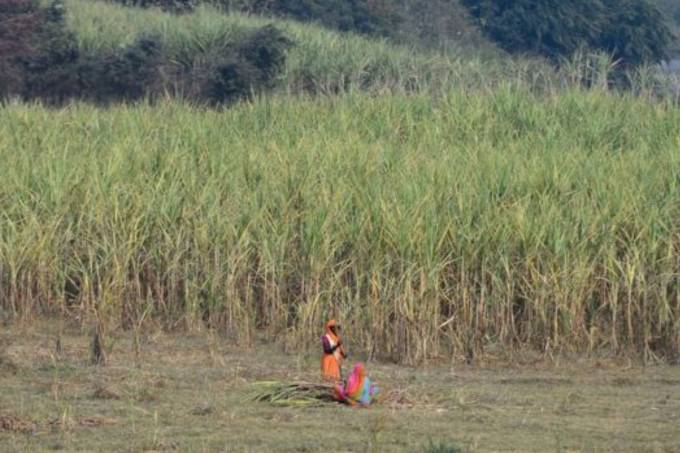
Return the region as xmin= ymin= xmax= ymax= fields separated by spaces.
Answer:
xmin=0 ymin=415 xmax=37 ymax=434
xmin=251 ymin=381 xmax=337 ymax=407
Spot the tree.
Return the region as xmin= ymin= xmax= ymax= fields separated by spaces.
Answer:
xmin=207 ymin=25 xmax=292 ymax=104
xmin=20 ymin=0 xmax=80 ymax=103
xmin=1 ymin=0 xmax=293 ymax=105
xmin=0 ymin=0 xmax=43 ymax=97
xmin=0 ymin=0 xmax=81 ymax=102
xmin=462 ymin=0 xmax=673 ymax=67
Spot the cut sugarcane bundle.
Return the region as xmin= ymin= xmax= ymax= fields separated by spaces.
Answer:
xmin=251 ymin=381 xmax=337 ymax=407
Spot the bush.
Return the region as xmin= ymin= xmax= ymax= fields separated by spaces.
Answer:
xmin=21 ymin=1 xmax=81 ymax=103
xmin=0 ymin=0 xmax=80 ymax=103
xmin=2 ymin=1 xmax=162 ymax=104
xmin=78 ymin=36 xmax=162 ymax=104
xmin=462 ymin=0 xmax=673 ymax=67
xmin=0 ymin=0 xmax=42 ymax=97
xmin=204 ymin=25 xmax=292 ymax=103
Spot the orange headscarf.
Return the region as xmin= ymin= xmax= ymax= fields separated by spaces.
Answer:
xmin=325 ymin=319 xmax=339 ymax=342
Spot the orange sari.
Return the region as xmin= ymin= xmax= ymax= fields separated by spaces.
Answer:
xmin=321 ymin=320 xmax=345 ymax=381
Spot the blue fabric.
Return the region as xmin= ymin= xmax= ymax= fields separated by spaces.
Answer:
xmin=358 ymin=378 xmax=378 ymax=405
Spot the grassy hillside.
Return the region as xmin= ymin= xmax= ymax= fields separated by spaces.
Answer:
xmin=103 ymin=0 xmax=497 ymax=53
xmin=63 ymin=0 xmax=679 ymax=101
xmin=5 ymin=0 xmax=675 ymax=107
xmin=2 ymin=88 xmax=680 ymax=362
xmin=64 ymin=0 xmax=503 ymax=97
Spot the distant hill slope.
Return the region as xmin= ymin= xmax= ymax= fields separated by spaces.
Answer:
xmin=229 ymin=0 xmax=499 ymax=54
xmin=61 ymin=0 xmax=679 ymax=101
xmin=79 ymin=0 xmax=679 ymax=60
xmin=105 ymin=0 xmax=499 ymax=54
xmin=64 ymin=0 xmax=505 ymax=96
xmin=9 ymin=0 xmax=675 ymax=106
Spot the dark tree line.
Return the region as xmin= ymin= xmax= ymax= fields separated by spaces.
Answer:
xmin=0 ymin=0 xmax=292 ymax=105
xmin=461 ymin=0 xmax=673 ymax=66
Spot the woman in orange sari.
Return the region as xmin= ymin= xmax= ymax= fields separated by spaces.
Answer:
xmin=321 ymin=319 xmax=346 ymax=381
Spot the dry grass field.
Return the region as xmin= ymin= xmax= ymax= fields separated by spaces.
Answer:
xmin=1 ymin=321 xmax=679 ymax=452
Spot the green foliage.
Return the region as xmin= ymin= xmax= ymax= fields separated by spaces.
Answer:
xmin=656 ymin=0 xmax=680 ymax=23
xmin=424 ymin=440 xmax=464 ymax=453
xmin=77 ymin=36 xmax=162 ymax=103
xmin=202 ymin=25 xmax=292 ymax=104
xmin=655 ymin=0 xmax=680 ymax=54
xmin=462 ymin=0 xmax=673 ymax=66
xmin=393 ymin=0 xmax=495 ymax=53
xmin=601 ymin=0 xmax=673 ymax=66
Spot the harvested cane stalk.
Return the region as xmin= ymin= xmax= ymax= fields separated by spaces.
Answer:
xmin=251 ymin=381 xmax=337 ymax=407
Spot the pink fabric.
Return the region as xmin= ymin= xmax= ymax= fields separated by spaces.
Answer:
xmin=336 ymin=363 xmax=366 ymax=403
xmin=344 ymin=363 xmax=365 ymax=399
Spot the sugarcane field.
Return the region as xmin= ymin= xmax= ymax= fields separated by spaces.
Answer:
xmin=3 ymin=0 xmax=680 ymax=451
